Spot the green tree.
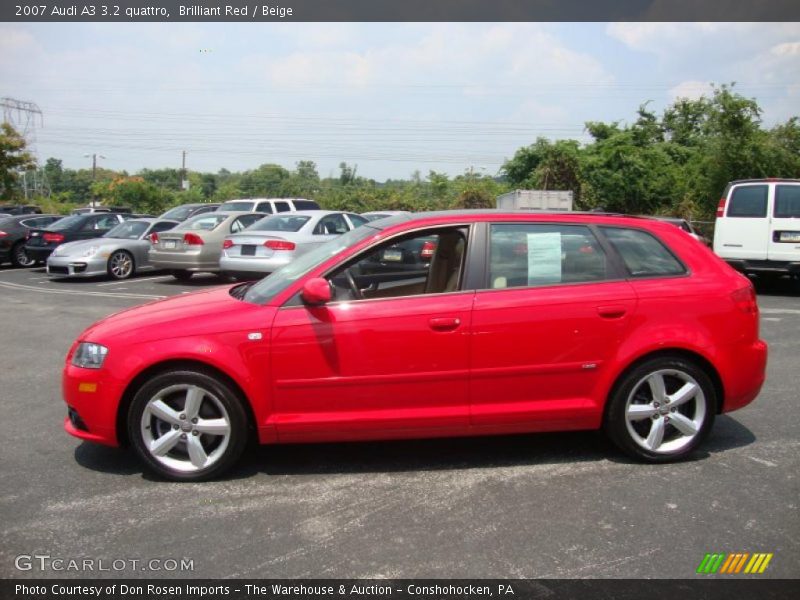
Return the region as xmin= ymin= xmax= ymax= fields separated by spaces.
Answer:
xmin=0 ymin=123 xmax=36 ymax=201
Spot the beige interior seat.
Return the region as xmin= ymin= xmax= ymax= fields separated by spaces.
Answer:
xmin=425 ymin=232 xmax=466 ymax=294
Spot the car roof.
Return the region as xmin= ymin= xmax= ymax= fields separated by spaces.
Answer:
xmin=365 ymin=209 xmax=662 ymax=230
xmin=260 ymin=210 xmax=344 ymax=218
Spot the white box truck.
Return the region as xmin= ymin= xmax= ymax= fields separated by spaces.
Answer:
xmin=496 ymin=190 xmax=573 ymax=211
xmin=713 ymin=178 xmax=800 ymax=279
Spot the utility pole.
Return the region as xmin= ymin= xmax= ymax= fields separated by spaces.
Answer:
xmin=181 ymin=150 xmax=189 ymax=190
xmin=84 ymin=153 xmax=105 ymax=208
xmin=1 ymin=97 xmax=49 ymax=199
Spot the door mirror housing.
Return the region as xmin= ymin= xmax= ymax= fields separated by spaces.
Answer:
xmin=301 ymin=277 xmax=332 ymax=306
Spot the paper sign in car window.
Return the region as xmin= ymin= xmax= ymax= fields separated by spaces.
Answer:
xmin=527 ymin=232 xmax=562 ymax=285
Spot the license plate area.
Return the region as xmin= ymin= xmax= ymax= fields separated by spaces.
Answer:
xmin=777 ymin=231 xmax=800 ymax=243
xmin=164 ymin=240 xmax=177 ymax=249
xmin=241 ymin=245 xmax=256 ymax=256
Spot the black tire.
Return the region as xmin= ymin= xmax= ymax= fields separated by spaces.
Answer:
xmin=10 ymin=241 xmax=36 ymax=268
xmin=107 ymin=250 xmax=135 ymax=280
xmin=604 ymin=355 xmax=717 ymax=463
xmin=127 ymin=369 xmax=249 ymax=481
xmin=171 ymin=269 xmax=193 ymax=281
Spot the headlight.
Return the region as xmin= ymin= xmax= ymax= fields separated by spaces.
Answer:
xmin=81 ymin=246 xmax=100 ymax=258
xmin=72 ymin=342 xmax=109 ymax=369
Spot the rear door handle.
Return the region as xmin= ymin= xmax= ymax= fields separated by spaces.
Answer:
xmin=429 ymin=317 xmax=461 ymax=331
xmin=597 ymin=305 xmax=627 ymax=319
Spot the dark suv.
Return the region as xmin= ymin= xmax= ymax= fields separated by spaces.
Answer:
xmin=25 ymin=213 xmax=128 ymax=262
xmin=0 ymin=204 xmax=43 ymax=216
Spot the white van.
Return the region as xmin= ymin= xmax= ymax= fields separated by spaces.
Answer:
xmin=217 ymin=198 xmax=319 ymax=214
xmin=713 ymin=178 xmax=800 ymax=278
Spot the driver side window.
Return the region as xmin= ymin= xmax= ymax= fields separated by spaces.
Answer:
xmin=326 ymin=227 xmax=468 ymax=302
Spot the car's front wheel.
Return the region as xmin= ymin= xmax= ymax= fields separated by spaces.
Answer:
xmin=107 ymin=250 xmax=134 ymax=280
xmin=605 ymin=356 xmax=716 ymax=462
xmin=127 ymin=370 xmax=248 ymax=481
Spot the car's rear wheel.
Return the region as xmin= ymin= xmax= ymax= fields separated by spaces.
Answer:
xmin=107 ymin=250 xmax=134 ymax=280
xmin=11 ymin=241 xmax=36 ymax=268
xmin=171 ymin=269 xmax=193 ymax=281
xmin=127 ymin=370 xmax=248 ymax=481
xmin=605 ymin=356 xmax=716 ymax=462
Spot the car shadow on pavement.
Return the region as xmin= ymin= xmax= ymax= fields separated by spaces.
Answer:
xmin=72 ymin=415 xmax=756 ymax=480
xmin=752 ymin=275 xmax=800 ymax=297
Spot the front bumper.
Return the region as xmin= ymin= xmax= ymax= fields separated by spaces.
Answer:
xmin=62 ymin=363 xmax=125 ymax=446
xmin=47 ymin=255 xmax=108 ymax=278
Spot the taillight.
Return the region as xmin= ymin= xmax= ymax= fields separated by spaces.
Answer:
xmin=716 ymin=197 xmax=727 ymax=217
xmin=183 ymin=233 xmax=204 ymax=245
xmin=43 ymin=233 xmax=65 ymax=244
xmin=149 ymin=232 xmax=159 ymax=244
xmin=0 ymin=231 xmax=7 ymax=238
xmin=264 ymin=240 xmax=296 ymax=251
xmin=222 ymin=239 xmax=234 ymax=249
xmin=420 ymin=240 xmax=436 ymax=260
xmin=731 ymin=284 xmax=758 ymax=315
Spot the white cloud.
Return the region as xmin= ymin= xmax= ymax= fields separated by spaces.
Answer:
xmin=771 ymin=41 xmax=800 ymax=57
xmin=669 ymin=80 xmax=713 ymax=101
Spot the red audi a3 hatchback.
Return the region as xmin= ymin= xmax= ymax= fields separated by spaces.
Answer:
xmin=63 ymin=211 xmax=767 ymax=481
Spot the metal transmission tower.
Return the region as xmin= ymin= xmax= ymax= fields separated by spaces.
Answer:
xmin=1 ymin=97 xmax=49 ymax=199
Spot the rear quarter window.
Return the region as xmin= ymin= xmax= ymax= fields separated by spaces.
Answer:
xmin=603 ymin=227 xmax=686 ymax=277
xmin=293 ymin=200 xmax=319 ymax=210
xmin=775 ymin=185 xmax=800 ymax=218
xmin=727 ymin=185 xmax=768 ymax=218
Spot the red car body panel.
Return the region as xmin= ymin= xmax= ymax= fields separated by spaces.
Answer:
xmin=62 ymin=212 xmax=768 ymax=449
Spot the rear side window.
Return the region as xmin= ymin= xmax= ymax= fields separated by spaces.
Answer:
xmin=293 ymin=200 xmax=319 ymax=210
xmin=489 ymin=224 xmax=609 ymax=289
xmin=254 ymin=202 xmax=274 ymax=214
xmin=274 ymin=201 xmax=291 ymax=213
xmin=727 ymin=185 xmax=768 ymax=218
xmin=775 ymin=185 xmax=800 ymax=218
xmin=603 ymin=227 xmax=686 ymax=277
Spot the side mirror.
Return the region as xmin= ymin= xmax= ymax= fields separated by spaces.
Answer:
xmin=301 ymin=277 xmax=332 ymax=306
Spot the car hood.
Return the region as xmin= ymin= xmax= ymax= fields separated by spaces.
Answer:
xmin=51 ymin=238 xmax=117 ymax=256
xmin=78 ymin=285 xmax=274 ymax=345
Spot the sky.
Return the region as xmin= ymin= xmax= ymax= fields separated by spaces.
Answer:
xmin=1 ymin=22 xmax=799 ymax=181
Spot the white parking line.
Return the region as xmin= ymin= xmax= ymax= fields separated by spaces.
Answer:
xmin=97 ymin=275 xmax=173 ymax=286
xmin=0 ymin=280 xmax=165 ymax=300
xmin=761 ymin=308 xmax=800 ymax=315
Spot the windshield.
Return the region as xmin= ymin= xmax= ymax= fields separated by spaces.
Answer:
xmin=249 ymin=214 xmax=310 ymax=232
xmin=243 ymin=225 xmax=379 ymax=305
xmin=104 ymin=221 xmax=149 ymax=239
xmin=221 ymin=201 xmax=254 ymax=212
xmin=161 ymin=206 xmax=194 ymax=220
xmin=48 ymin=215 xmax=85 ymax=230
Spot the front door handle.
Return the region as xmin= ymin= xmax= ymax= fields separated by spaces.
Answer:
xmin=429 ymin=317 xmax=461 ymax=331
xmin=597 ymin=305 xmax=627 ymax=319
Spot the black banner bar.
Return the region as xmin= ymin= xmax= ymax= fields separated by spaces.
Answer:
xmin=4 ymin=580 xmax=800 ymax=600
xmin=2 ymin=0 xmax=800 ymax=23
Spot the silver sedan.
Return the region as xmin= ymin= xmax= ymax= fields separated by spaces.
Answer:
xmin=219 ymin=211 xmax=368 ymax=278
xmin=47 ymin=218 xmax=179 ymax=280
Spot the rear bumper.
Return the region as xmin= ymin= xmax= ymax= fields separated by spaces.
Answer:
xmin=25 ymin=245 xmax=55 ymax=261
xmin=149 ymin=252 xmax=219 ymax=272
xmin=725 ymin=259 xmax=800 ymax=276
xmin=717 ymin=339 xmax=768 ymax=413
xmin=219 ymin=254 xmax=291 ymax=274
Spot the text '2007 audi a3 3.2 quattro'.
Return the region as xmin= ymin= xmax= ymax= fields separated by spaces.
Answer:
xmin=62 ymin=211 xmax=767 ymax=481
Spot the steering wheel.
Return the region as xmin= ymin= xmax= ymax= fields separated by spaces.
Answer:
xmin=344 ymin=268 xmax=363 ymax=300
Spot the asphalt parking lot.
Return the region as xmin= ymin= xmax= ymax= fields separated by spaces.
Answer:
xmin=0 ymin=266 xmax=798 ymax=579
